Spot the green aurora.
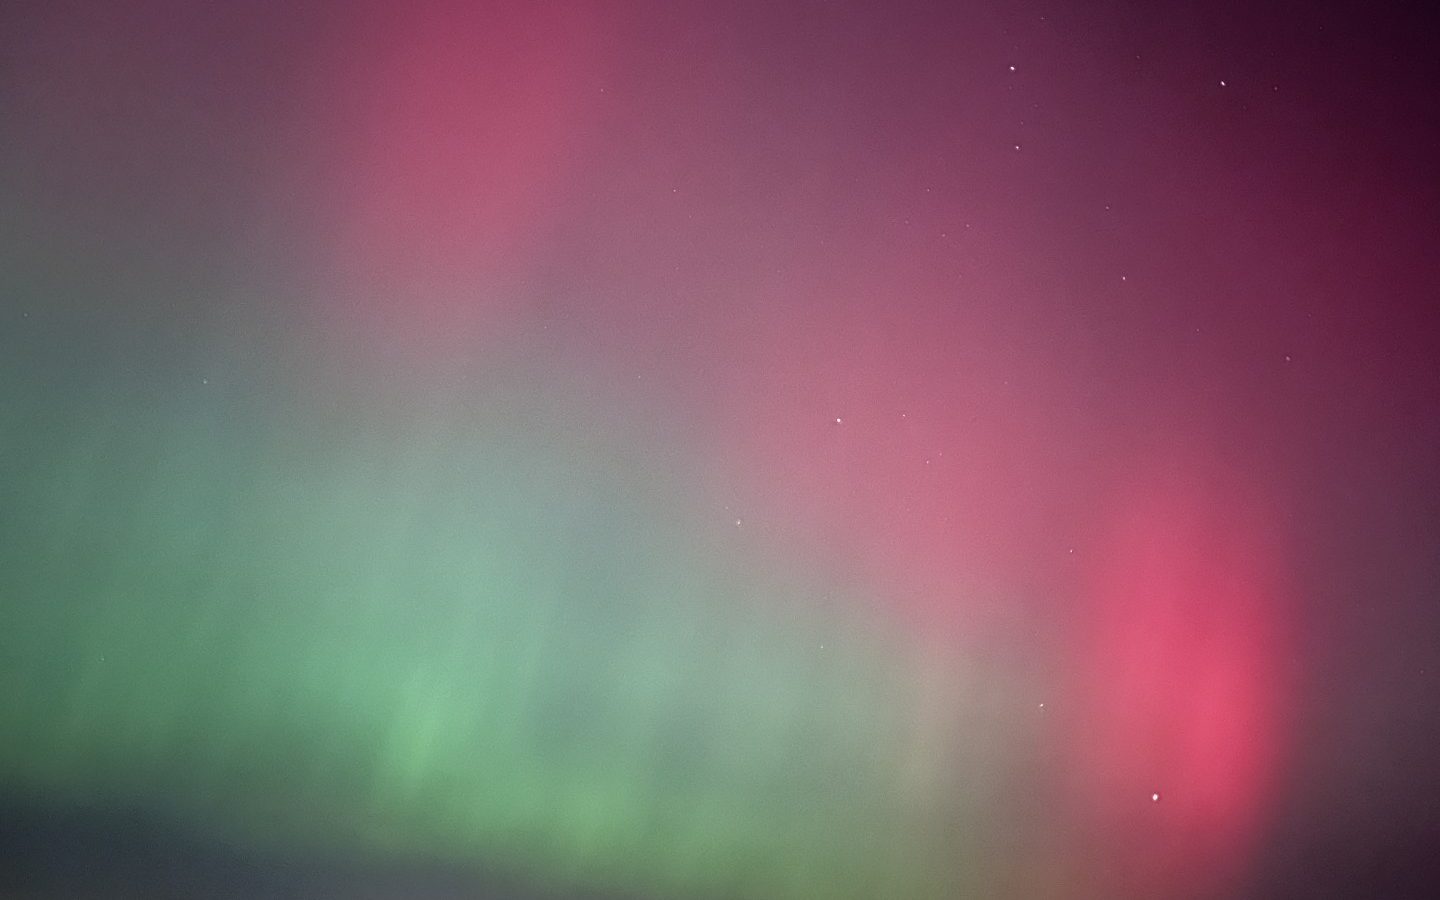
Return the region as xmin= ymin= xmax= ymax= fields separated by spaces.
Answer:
xmin=1 ymin=344 xmax=1016 ymax=898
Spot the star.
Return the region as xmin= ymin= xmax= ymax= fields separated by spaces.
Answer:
xmin=1151 ymin=792 xmax=1161 ymax=802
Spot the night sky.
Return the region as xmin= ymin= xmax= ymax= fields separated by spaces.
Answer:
xmin=2 ymin=1 xmax=1438 ymax=898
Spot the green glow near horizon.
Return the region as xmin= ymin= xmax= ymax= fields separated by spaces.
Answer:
xmin=0 ymin=355 xmax=993 ymax=899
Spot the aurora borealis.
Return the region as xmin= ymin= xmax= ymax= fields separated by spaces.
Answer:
xmin=3 ymin=1 xmax=1439 ymax=897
